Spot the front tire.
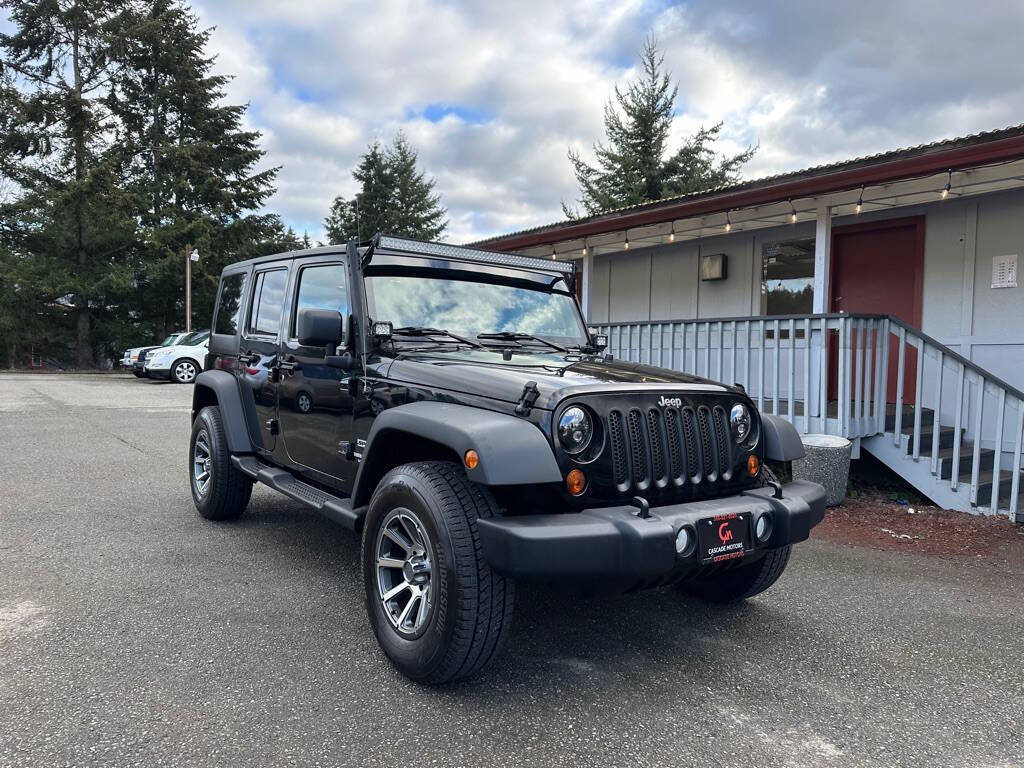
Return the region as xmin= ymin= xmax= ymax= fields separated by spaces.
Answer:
xmin=190 ymin=406 xmax=253 ymax=521
xmin=171 ymin=358 xmax=199 ymax=384
xmin=678 ymin=545 xmax=791 ymax=603
xmin=362 ymin=461 xmax=514 ymax=684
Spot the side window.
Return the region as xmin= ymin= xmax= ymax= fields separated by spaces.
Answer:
xmin=214 ymin=273 xmax=246 ymax=335
xmin=247 ymin=269 xmax=288 ymax=337
xmin=292 ymin=264 xmax=348 ymax=336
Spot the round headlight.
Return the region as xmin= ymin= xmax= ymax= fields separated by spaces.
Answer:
xmin=557 ymin=406 xmax=593 ymax=455
xmin=730 ymin=403 xmax=751 ymax=443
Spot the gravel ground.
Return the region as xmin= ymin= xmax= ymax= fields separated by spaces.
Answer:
xmin=1 ymin=373 xmax=1022 ymax=768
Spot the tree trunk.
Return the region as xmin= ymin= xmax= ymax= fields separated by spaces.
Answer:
xmin=8 ymin=341 xmax=15 ymax=370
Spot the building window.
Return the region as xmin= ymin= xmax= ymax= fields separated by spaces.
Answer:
xmin=762 ymin=238 xmax=815 ymax=338
xmin=762 ymin=239 xmax=815 ymax=315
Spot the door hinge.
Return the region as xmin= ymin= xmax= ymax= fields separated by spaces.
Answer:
xmin=514 ymin=380 xmax=540 ymax=416
xmin=265 ymin=418 xmax=279 ymax=435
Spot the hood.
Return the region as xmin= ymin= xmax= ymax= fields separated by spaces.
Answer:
xmin=385 ymin=348 xmax=731 ymax=410
xmin=149 ymin=341 xmax=206 ymax=358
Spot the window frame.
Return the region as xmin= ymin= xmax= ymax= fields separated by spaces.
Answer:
xmin=288 ymin=261 xmax=349 ymax=342
xmin=212 ymin=270 xmax=248 ymax=338
xmin=245 ymin=267 xmax=289 ymax=340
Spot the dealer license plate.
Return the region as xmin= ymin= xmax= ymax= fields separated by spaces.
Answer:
xmin=697 ymin=512 xmax=751 ymax=563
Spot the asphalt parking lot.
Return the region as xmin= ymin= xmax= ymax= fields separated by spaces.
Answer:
xmin=1 ymin=373 xmax=1022 ymax=768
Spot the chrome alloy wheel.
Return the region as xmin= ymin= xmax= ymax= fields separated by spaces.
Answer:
xmin=175 ymin=360 xmax=197 ymax=383
xmin=374 ymin=508 xmax=435 ymax=637
xmin=192 ymin=428 xmax=213 ymax=497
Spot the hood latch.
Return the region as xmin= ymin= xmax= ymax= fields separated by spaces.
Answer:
xmin=514 ymin=380 xmax=540 ymax=416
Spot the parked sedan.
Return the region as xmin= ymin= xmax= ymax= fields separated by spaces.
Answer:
xmin=121 ymin=332 xmax=189 ymax=377
xmin=143 ymin=330 xmax=210 ymax=383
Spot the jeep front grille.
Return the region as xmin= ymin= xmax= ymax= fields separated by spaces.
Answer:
xmin=607 ymin=405 xmax=732 ymax=492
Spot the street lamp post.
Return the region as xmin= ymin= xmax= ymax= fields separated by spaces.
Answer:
xmin=185 ymin=245 xmax=200 ymax=332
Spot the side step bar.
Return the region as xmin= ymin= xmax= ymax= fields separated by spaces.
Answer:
xmin=231 ymin=455 xmax=366 ymax=531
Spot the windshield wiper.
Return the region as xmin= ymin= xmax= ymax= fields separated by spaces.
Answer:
xmin=476 ymin=332 xmax=569 ymax=353
xmin=392 ymin=326 xmax=487 ymax=350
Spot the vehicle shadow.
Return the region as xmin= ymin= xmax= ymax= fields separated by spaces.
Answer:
xmin=232 ymin=490 xmax=806 ymax=700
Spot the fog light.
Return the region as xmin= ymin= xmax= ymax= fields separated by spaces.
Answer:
xmin=464 ymin=450 xmax=479 ymax=469
xmin=675 ymin=526 xmax=695 ymax=557
xmin=755 ymin=513 xmax=773 ymax=542
xmin=566 ymin=468 xmax=586 ymax=496
xmin=747 ymin=455 xmax=760 ymax=477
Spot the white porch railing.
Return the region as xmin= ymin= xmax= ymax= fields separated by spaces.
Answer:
xmin=593 ymin=313 xmax=1024 ymax=521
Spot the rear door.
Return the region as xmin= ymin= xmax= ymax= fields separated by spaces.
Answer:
xmin=240 ymin=264 xmax=289 ymax=451
xmin=277 ymin=256 xmax=352 ymax=486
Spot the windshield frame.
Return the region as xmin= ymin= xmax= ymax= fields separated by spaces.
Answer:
xmin=363 ymin=268 xmax=589 ymax=349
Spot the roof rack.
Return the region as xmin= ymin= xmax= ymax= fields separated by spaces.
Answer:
xmin=376 ymin=234 xmax=575 ymax=274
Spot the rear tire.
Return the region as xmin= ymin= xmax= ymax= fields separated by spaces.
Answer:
xmin=190 ymin=406 xmax=253 ymax=521
xmin=362 ymin=461 xmax=515 ymax=684
xmin=132 ymin=371 xmax=144 ymax=378
xmin=678 ymin=545 xmax=791 ymax=603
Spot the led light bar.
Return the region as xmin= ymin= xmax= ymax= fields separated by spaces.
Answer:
xmin=377 ymin=235 xmax=575 ymax=274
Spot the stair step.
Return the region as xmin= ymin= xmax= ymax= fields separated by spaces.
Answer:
xmin=936 ymin=446 xmax=995 ymax=480
xmin=967 ymin=469 xmax=1019 ymax=509
xmin=885 ymin=405 xmax=935 ymax=432
xmin=901 ymin=425 xmax=959 ymax=453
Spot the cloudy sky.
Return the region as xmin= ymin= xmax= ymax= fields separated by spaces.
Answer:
xmin=172 ymin=1 xmax=1024 ymax=242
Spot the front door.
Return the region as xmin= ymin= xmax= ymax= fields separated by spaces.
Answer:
xmin=830 ymin=217 xmax=924 ymax=403
xmin=240 ymin=265 xmax=289 ymax=452
xmin=277 ymin=258 xmax=352 ymax=485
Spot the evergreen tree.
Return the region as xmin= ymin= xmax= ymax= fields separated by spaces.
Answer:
xmin=564 ymin=37 xmax=755 ymax=217
xmin=0 ymin=0 xmax=135 ymax=367
xmin=324 ymin=134 xmax=446 ymax=244
xmin=109 ymin=0 xmax=279 ymax=338
xmin=386 ymin=132 xmax=447 ymax=240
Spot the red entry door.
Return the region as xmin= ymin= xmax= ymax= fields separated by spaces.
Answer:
xmin=830 ymin=217 xmax=925 ymax=403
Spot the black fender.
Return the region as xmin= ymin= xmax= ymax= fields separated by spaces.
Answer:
xmin=760 ymin=414 xmax=805 ymax=462
xmin=353 ymin=401 xmax=562 ymax=506
xmin=192 ymin=369 xmax=260 ymax=453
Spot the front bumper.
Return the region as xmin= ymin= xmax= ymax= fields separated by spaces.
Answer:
xmin=477 ymin=480 xmax=826 ymax=580
xmin=143 ymin=362 xmax=171 ymax=379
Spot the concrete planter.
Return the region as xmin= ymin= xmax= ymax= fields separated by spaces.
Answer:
xmin=792 ymin=434 xmax=852 ymax=507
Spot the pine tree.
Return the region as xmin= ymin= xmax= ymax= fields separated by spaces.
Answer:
xmin=386 ymin=132 xmax=447 ymax=240
xmin=108 ymin=0 xmax=279 ymax=338
xmin=564 ymin=37 xmax=755 ymax=217
xmin=324 ymin=134 xmax=446 ymax=243
xmin=0 ymin=0 xmax=135 ymax=367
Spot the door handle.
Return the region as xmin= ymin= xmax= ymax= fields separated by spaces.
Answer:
xmin=239 ymin=352 xmax=260 ymax=366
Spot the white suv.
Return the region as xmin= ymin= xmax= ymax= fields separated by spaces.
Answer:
xmin=144 ymin=330 xmax=210 ymax=383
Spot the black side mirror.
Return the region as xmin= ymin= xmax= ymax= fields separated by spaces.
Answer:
xmin=297 ymin=309 xmax=343 ymax=347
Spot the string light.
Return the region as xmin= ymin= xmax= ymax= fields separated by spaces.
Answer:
xmin=789 ymin=200 xmax=797 ymax=223
xmin=724 ymin=211 xmax=732 ymax=232
xmin=623 ymin=235 xmax=630 ymax=249
xmin=581 ymin=244 xmax=587 ymax=256
xmin=551 ymin=245 xmax=557 ymax=260
xmin=941 ymin=169 xmax=952 ymax=199
xmin=855 ymin=187 xmax=863 ymax=214
xmin=668 ymin=227 xmax=675 ymax=242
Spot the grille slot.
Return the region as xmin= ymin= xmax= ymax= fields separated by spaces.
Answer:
xmin=608 ymin=410 xmax=628 ymax=489
xmin=664 ymin=408 xmax=684 ymax=483
xmin=646 ymin=409 xmax=666 ymax=486
xmin=627 ymin=409 xmax=649 ymax=489
xmin=712 ymin=406 xmax=732 ymax=480
xmin=697 ymin=407 xmax=715 ymax=481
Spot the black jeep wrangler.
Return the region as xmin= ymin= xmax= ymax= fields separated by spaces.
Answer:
xmin=190 ymin=235 xmax=825 ymax=684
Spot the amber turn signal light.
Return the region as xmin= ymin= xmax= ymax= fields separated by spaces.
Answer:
xmin=464 ymin=450 xmax=479 ymax=469
xmin=747 ymin=454 xmax=760 ymax=477
xmin=566 ymin=468 xmax=586 ymax=496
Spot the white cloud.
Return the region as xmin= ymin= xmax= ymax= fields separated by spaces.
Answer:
xmin=188 ymin=0 xmax=1024 ymax=243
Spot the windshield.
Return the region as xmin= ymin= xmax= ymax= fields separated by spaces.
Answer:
xmin=365 ymin=275 xmax=588 ymax=346
xmin=159 ymin=334 xmax=181 ymax=346
xmin=178 ymin=330 xmax=209 ymax=346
